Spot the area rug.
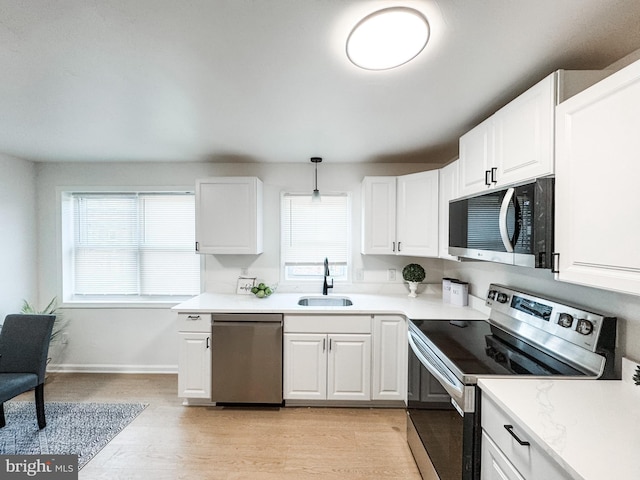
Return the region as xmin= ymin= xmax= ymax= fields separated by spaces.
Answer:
xmin=0 ymin=401 xmax=147 ymax=469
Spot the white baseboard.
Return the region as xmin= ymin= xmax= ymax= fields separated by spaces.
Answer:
xmin=48 ymin=364 xmax=178 ymax=374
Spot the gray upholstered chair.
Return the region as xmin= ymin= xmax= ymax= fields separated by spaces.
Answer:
xmin=0 ymin=314 xmax=56 ymax=429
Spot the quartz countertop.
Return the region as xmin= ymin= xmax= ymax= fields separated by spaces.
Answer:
xmin=478 ymin=366 xmax=640 ymax=480
xmin=172 ymin=291 xmax=488 ymax=320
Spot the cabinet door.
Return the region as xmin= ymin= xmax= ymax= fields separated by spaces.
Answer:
xmin=283 ymin=333 xmax=327 ymax=400
xmin=494 ymin=73 xmax=555 ymax=187
xmin=327 ymin=334 xmax=371 ymax=401
xmin=481 ymin=431 xmax=525 ymax=480
xmin=361 ymin=176 xmax=397 ymax=254
xmin=396 ymin=170 xmax=439 ymax=257
xmin=555 ymin=60 xmax=640 ymax=296
xmin=195 ymin=177 xmax=263 ymax=254
xmin=178 ymin=332 xmax=211 ymax=399
xmin=459 ymin=117 xmax=494 ymax=197
xmin=372 ymin=316 xmax=407 ymax=401
xmin=438 ymin=160 xmax=459 ymax=260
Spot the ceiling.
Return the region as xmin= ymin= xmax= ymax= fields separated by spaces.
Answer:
xmin=2 ymin=0 xmax=640 ymax=164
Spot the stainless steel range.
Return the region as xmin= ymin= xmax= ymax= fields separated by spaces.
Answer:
xmin=406 ymin=284 xmax=617 ymax=480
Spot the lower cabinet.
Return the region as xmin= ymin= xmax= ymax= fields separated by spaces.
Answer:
xmin=283 ymin=315 xmax=373 ymax=402
xmin=372 ymin=315 xmax=407 ymax=401
xmin=481 ymin=394 xmax=571 ymax=479
xmin=178 ymin=332 xmax=211 ymax=399
xmin=284 ymin=332 xmax=371 ymax=401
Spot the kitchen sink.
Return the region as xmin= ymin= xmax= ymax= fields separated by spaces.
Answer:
xmin=297 ymin=296 xmax=353 ymax=307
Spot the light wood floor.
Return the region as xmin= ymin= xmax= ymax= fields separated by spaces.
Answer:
xmin=33 ymin=373 xmax=421 ymax=479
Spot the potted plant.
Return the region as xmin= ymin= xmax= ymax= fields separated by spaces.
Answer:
xmin=402 ymin=263 xmax=426 ymax=297
xmin=21 ymin=297 xmax=67 ymax=367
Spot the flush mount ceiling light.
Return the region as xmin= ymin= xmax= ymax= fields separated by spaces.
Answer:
xmin=311 ymin=157 xmax=322 ymax=202
xmin=346 ymin=7 xmax=430 ymax=71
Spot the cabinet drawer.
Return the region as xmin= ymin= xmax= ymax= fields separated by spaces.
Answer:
xmin=284 ymin=315 xmax=371 ymax=334
xmin=481 ymin=394 xmax=569 ymax=480
xmin=177 ymin=313 xmax=212 ymax=332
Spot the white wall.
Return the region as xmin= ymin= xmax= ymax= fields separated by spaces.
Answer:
xmin=443 ymin=260 xmax=640 ymax=369
xmin=35 ymin=161 xmax=444 ymax=372
xmin=0 ymin=154 xmax=37 ymax=319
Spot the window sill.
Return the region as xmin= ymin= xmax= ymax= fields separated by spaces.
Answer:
xmin=61 ymin=298 xmax=194 ymax=309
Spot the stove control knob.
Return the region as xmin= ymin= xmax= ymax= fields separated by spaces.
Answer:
xmin=496 ymin=293 xmax=509 ymax=304
xmin=488 ymin=290 xmax=497 ymax=301
xmin=557 ymin=313 xmax=574 ymax=328
xmin=576 ymin=318 xmax=594 ymax=335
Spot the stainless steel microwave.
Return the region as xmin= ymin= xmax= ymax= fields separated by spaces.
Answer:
xmin=448 ymin=178 xmax=554 ymax=268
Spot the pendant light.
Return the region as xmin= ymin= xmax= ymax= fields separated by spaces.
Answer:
xmin=311 ymin=157 xmax=322 ymax=202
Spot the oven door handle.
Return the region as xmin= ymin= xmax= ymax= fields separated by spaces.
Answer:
xmin=499 ymin=187 xmax=516 ymax=253
xmin=408 ymin=330 xmax=465 ymax=401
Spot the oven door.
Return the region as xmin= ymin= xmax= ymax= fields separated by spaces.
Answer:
xmin=407 ymin=335 xmax=480 ymax=480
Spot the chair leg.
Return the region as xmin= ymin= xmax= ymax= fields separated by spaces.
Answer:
xmin=35 ymin=384 xmax=46 ymax=429
xmin=0 ymin=403 xmax=5 ymax=428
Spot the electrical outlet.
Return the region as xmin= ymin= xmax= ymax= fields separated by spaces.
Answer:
xmin=240 ymin=268 xmax=249 ymax=276
xmin=355 ymin=268 xmax=364 ymax=281
xmin=388 ymin=269 xmax=396 ymax=281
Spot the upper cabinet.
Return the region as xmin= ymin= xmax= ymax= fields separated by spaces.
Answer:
xmin=362 ymin=170 xmax=439 ymax=257
xmin=438 ymin=160 xmax=459 ymax=260
xmin=555 ymin=60 xmax=640 ymax=296
xmin=195 ymin=177 xmax=263 ymax=254
xmin=459 ymin=70 xmax=610 ymax=198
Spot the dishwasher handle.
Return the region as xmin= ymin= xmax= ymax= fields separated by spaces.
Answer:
xmin=212 ymin=314 xmax=283 ymax=324
xmin=213 ymin=320 xmax=282 ymax=328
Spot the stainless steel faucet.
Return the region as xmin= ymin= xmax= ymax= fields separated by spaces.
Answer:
xmin=322 ymin=257 xmax=333 ymax=295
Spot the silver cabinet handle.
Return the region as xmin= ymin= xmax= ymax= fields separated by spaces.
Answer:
xmin=398 ymin=241 xmax=402 ymax=252
xmin=323 ymin=338 xmax=326 ymax=352
xmin=392 ymin=241 xmax=396 ymax=252
xmin=206 ymin=337 xmax=210 ymax=349
xmin=329 ymin=338 xmax=332 ymax=352
xmin=187 ymin=315 xmax=201 ymax=320
xmin=490 ymin=167 xmax=498 ymax=184
xmin=485 ymin=170 xmax=491 ymax=186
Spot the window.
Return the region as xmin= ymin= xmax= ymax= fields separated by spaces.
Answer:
xmin=281 ymin=193 xmax=350 ymax=282
xmin=61 ymin=191 xmax=200 ymax=302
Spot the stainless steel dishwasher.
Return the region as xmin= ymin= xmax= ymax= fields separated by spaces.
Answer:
xmin=211 ymin=313 xmax=283 ymax=404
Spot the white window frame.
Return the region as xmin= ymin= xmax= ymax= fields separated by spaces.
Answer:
xmin=58 ymin=186 xmax=202 ymax=308
xmin=280 ymin=192 xmax=351 ymax=284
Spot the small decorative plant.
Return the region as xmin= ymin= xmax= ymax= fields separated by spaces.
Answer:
xmin=21 ymin=297 xmax=66 ymax=343
xmin=403 ymin=264 xmax=426 ymax=298
xmin=402 ymin=264 xmax=426 ymax=283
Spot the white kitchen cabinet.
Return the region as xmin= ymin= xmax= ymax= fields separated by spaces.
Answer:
xmin=362 ymin=170 xmax=439 ymax=257
xmin=283 ymin=333 xmax=327 ymax=400
xmin=481 ymin=394 xmax=570 ymax=480
xmin=438 ymin=160 xmax=459 ymax=260
xmin=283 ymin=315 xmax=371 ymax=402
xmin=361 ymin=176 xmax=396 ymax=255
xmin=372 ymin=315 xmax=407 ymax=401
xmin=195 ymin=176 xmax=263 ymax=254
xmin=460 ymin=70 xmax=609 ymax=198
xmin=554 ymin=59 xmax=640 ymax=296
xmin=284 ymin=333 xmax=371 ymax=401
xmin=177 ymin=313 xmax=211 ymax=400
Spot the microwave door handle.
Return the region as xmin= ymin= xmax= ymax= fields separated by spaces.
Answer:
xmin=499 ymin=187 xmax=515 ymax=253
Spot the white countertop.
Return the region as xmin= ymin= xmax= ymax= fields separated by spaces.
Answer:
xmin=172 ymin=291 xmax=488 ymax=320
xmin=479 ymin=372 xmax=640 ymax=480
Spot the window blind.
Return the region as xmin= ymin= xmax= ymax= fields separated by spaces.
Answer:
xmin=281 ymin=193 xmax=349 ymax=278
xmin=72 ymin=192 xmax=199 ymax=297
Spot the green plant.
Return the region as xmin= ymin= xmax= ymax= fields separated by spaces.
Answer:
xmin=21 ymin=297 xmax=66 ymax=342
xmin=402 ymin=264 xmax=426 ymax=283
